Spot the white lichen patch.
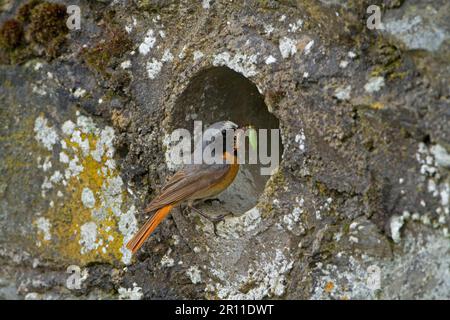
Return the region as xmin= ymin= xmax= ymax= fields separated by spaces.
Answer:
xmin=178 ymin=45 xmax=187 ymax=59
xmin=81 ymin=187 xmax=96 ymax=208
xmin=125 ymin=17 xmax=137 ymax=34
xmin=34 ymin=62 xmax=43 ymax=71
xmin=118 ymin=284 xmax=143 ymax=300
xmin=384 ymin=15 xmax=446 ymax=52
xmin=311 ymin=255 xmax=380 ymax=300
xmin=213 ymin=52 xmax=258 ymax=77
xmin=334 ymin=85 xmax=351 ymax=101
xmin=304 ymin=40 xmax=314 ymax=55
xmin=41 ymin=177 xmax=52 ymax=197
xmin=313 ymin=197 xmax=333 ymax=222
xmin=37 ymin=156 xmax=52 ymax=172
xmin=193 ymin=50 xmax=204 ymax=61
xmin=263 ymin=24 xmax=274 ymax=35
xmin=288 ymin=19 xmax=303 ymax=33
xmin=34 ymin=115 xmax=58 ymax=151
xmin=79 ymin=222 xmax=99 ymax=254
xmin=364 ymin=76 xmax=385 ymax=93
xmin=212 ymin=249 xmax=294 ymax=299
xmin=415 ymin=143 xmax=449 ymax=231
xmin=33 ymin=113 xmax=138 ymax=265
xmin=91 ymin=126 xmax=115 ymax=162
xmin=76 ymin=115 xmax=97 ymax=134
xmin=164 ymin=131 xmax=187 ymax=169
xmin=265 ymin=55 xmax=277 ymax=65
xmin=120 ymin=60 xmax=131 ymax=69
xmin=215 ymin=207 xmax=261 ymax=239
xmin=32 ymin=85 xmax=47 ymax=96
xmin=49 ymin=171 xmax=63 ymax=184
xmin=61 ymin=120 xmax=75 ymax=136
xmin=65 ymin=155 xmax=84 ymax=179
xmin=202 ymin=0 xmax=211 ymax=9
xmin=161 ymin=49 xmax=174 ymax=63
xmin=146 ymin=49 xmax=174 ymax=80
xmin=390 ymin=215 xmax=405 ymax=243
xmin=295 ymin=129 xmax=306 ymax=152
xmin=172 ymin=234 xmax=180 ymax=245
xmin=283 ymin=197 xmax=305 ymax=235
xmin=417 ymin=142 xmax=438 ymax=177
xmin=430 ymin=144 xmax=450 ymax=168
xmin=139 ymin=29 xmax=156 ymax=55
xmin=161 ymin=249 xmax=175 ymax=268
xmin=35 ymin=217 xmax=52 ymax=242
xmin=120 ymin=247 xmax=133 ymax=266
xmin=118 ymin=206 xmax=138 ymax=244
xmin=339 ymin=60 xmax=349 ymax=68
xmin=278 ymin=37 xmax=297 ymax=59
xmin=440 ymin=183 xmax=449 ymax=208
xmin=70 ymin=131 xmax=90 ymax=156
xmin=186 ymin=266 xmax=202 ymax=284
xmin=73 ymin=88 xmax=87 ymax=99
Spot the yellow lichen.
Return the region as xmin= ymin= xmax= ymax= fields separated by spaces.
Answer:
xmin=370 ymin=102 xmax=385 ymax=110
xmin=34 ymin=115 xmax=134 ymax=266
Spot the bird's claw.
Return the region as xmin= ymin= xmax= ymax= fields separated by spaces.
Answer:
xmin=188 ymin=205 xmax=228 ymax=236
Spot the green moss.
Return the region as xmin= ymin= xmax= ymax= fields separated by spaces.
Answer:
xmin=368 ymin=40 xmax=407 ymax=80
xmin=16 ymin=0 xmax=42 ymax=23
xmin=28 ymin=2 xmax=67 ymax=43
xmin=7 ymin=46 xmax=34 ymax=64
xmin=255 ymin=0 xmax=280 ymax=10
xmin=239 ymin=280 xmax=258 ymax=294
xmin=259 ymin=169 xmax=286 ymax=218
xmin=82 ymin=26 xmax=132 ymax=78
xmin=136 ymin=0 xmax=170 ymax=13
xmin=0 ymin=19 xmax=24 ymax=49
xmin=0 ymin=0 xmax=68 ymax=64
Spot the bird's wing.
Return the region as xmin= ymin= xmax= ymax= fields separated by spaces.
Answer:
xmin=144 ymin=164 xmax=231 ymax=213
xmin=161 ymin=169 xmax=186 ymax=191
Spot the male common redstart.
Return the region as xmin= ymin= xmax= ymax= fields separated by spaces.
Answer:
xmin=126 ymin=121 xmax=250 ymax=254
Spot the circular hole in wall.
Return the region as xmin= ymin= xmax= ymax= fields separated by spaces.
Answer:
xmin=169 ymin=66 xmax=283 ymax=215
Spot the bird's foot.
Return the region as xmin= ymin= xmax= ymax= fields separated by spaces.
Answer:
xmin=189 ymin=205 xmax=228 ymax=236
xmin=204 ymin=198 xmax=224 ymax=206
xmin=179 ymin=204 xmax=190 ymax=217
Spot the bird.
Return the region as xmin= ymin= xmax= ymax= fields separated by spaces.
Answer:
xmin=126 ymin=121 xmax=247 ymax=254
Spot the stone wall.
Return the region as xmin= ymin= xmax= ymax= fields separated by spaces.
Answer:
xmin=0 ymin=0 xmax=449 ymax=299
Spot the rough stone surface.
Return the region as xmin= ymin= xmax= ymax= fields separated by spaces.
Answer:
xmin=0 ymin=0 xmax=449 ymax=299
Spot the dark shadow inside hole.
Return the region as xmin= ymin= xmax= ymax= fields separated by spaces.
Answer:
xmin=171 ymin=66 xmax=283 ymax=215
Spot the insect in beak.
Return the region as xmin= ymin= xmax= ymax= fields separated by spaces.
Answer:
xmin=247 ymin=125 xmax=258 ymax=151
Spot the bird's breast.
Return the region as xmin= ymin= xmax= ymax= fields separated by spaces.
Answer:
xmin=189 ymin=156 xmax=239 ymax=200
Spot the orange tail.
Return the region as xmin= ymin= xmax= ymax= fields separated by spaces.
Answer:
xmin=126 ymin=204 xmax=173 ymax=254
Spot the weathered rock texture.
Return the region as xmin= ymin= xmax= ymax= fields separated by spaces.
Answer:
xmin=0 ymin=0 xmax=449 ymax=299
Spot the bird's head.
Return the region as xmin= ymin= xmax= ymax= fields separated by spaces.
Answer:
xmin=202 ymin=121 xmax=256 ymax=159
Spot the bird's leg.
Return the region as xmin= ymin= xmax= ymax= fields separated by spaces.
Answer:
xmin=188 ymin=205 xmax=224 ymax=222
xmin=188 ymin=204 xmax=225 ymax=236
xmin=204 ymin=198 xmax=223 ymax=205
xmin=179 ymin=203 xmax=190 ymax=216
